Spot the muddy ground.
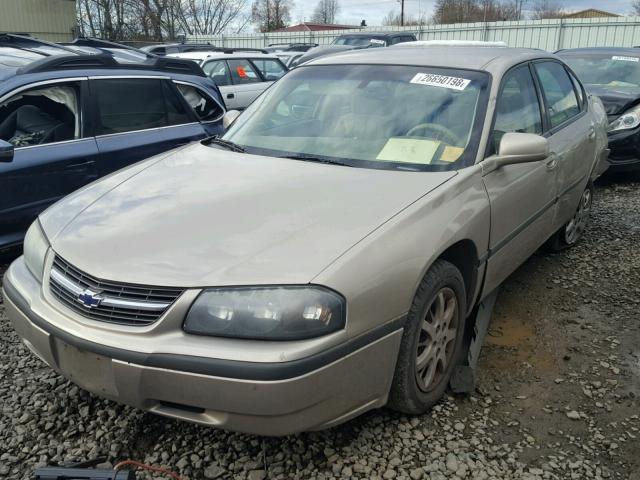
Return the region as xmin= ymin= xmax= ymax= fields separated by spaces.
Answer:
xmin=1 ymin=175 xmax=638 ymax=480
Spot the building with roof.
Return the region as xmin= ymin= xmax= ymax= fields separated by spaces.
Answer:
xmin=275 ymin=23 xmax=359 ymax=32
xmin=0 ymin=0 xmax=77 ymax=42
xmin=562 ymin=9 xmax=619 ymax=19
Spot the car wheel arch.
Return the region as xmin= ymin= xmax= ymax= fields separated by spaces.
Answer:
xmin=417 ymin=239 xmax=480 ymax=317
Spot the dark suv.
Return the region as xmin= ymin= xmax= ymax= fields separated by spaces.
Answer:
xmin=0 ymin=35 xmax=226 ymax=250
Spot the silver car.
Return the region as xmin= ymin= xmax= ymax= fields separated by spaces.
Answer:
xmin=3 ymin=46 xmax=609 ymax=436
xmin=168 ymin=51 xmax=288 ymax=110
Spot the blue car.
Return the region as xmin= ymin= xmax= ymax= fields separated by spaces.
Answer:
xmin=0 ymin=35 xmax=226 ymax=250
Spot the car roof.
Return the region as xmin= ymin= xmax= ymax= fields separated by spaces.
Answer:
xmin=170 ymin=51 xmax=281 ymax=61
xmin=336 ymin=32 xmax=414 ymax=38
xmin=0 ymin=34 xmax=206 ymax=81
xmin=305 ymin=45 xmax=556 ymax=74
xmin=556 ymin=47 xmax=640 ymax=56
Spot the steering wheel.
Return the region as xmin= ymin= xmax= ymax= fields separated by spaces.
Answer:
xmin=405 ymin=123 xmax=461 ymax=145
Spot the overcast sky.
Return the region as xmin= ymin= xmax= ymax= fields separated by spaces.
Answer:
xmin=290 ymin=0 xmax=634 ymax=28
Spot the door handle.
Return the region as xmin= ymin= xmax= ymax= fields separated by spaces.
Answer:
xmin=67 ymin=160 xmax=95 ymax=169
xmin=227 ymin=93 xmax=235 ymax=99
xmin=545 ymin=154 xmax=558 ymax=171
xmin=588 ymin=125 xmax=596 ymax=140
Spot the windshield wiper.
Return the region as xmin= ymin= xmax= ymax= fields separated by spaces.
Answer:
xmin=280 ymin=154 xmax=351 ymax=167
xmin=203 ymin=136 xmax=245 ymax=153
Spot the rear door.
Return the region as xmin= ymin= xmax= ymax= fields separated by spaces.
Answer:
xmin=532 ymin=61 xmax=594 ymax=230
xmin=174 ymin=81 xmax=225 ymax=136
xmin=482 ymin=63 xmax=557 ymax=294
xmin=0 ymin=78 xmax=98 ymax=248
xmin=91 ymin=76 xmax=206 ymax=175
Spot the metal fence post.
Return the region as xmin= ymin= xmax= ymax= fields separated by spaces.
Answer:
xmin=556 ymin=18 xmax=564 ymax=50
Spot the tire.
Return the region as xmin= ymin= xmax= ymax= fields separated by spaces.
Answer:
xmin=388 ymin=259 xmax=467 ymax=414
xmin=547 ymin=182 xmax=594 ymax=252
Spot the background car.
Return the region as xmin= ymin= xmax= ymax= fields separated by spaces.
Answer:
xmin=558 ymin=47 xmax=640 ymax=172
xmin=0 ymin=35 xmax=225 ymax=251
xmin=275 ymin=51 xmax=305 ymax=68
xmin=294 ymin=31 xmax=417 ymax=65
xmin=3 ymin=45 xmax=608 ymax=436
xmin=140 ymin=42 xmax=217 ymax=56
xmin=263 ymin=42 xmax=317 ymax=53
xmin=169 ymin=49 xmax=288 ymax=109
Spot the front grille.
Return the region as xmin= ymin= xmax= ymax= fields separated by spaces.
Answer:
xmin=49 ymin=255 xmax=184 ymax=326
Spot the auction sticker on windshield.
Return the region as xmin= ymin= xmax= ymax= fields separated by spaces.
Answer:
xmin=612 ymin=56 xmax=639 ymax=62
xmin=410 ymin=73 xmax=471 ymax=91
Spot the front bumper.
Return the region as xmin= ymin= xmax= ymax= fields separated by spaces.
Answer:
xmin=3 ymin=257 xmax=403 ymax=436
xmin=608 ymin=126 xmax=640 ymax=172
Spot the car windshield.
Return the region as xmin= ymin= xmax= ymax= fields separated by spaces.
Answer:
xmin=561 ymin=53 xmax=640 ymax=89
xmin=332 ymin=37 xmax=386 ymax=47
xmin=223 ymin=64 xmax=489 ymax=171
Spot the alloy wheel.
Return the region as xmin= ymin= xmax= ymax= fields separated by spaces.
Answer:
xmin=415 ymin=287 xmax=459 ymax=392
xmin=565 ymin=188 xmax=592 ymax=245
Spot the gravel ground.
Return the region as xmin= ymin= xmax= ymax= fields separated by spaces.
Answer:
xmin=1 ymin=176 xmax=639 ymax=480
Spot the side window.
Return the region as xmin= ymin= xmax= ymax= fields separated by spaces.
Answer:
xmin=176 ymin=84 xmax=224 ymax=122
xmin=0 ymin=81 xmax=81 ymax=148
xmin=162 ymin=82 xmax=192 ymax=125
xmin=165 ymin=46 xmax=179 ymax=54
xmin=228 ymin=59 xmax=261 ymax=84
xmin=534 ymin=61 xmax=580 ymax=129
xmin=567 ymin=69 xmax=585 ymax=109
xmin=93 ymin=78 xmax=190 ymax=135
xmin=492 ymin=65 xmax=543 ymax=154
xmin=250 ymin=58 xmax=287 ymax=81
xmin=202 ymin=60 xmax=231 ymax=87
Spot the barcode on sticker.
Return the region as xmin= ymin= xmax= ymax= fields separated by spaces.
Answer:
xmin=612 ymin=55 xmax=639 ymax=62
xmin=410 ymin=73 xmax=471 ymax=90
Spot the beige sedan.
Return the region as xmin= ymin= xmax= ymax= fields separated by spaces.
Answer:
xmin=3 ymin=46 xmax=608 ymax=435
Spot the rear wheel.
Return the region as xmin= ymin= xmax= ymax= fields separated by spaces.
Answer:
xmin=547 ymin=183 xmax=593 ymax=251
xmin=388 ymin=260 xmax=467 ymax=414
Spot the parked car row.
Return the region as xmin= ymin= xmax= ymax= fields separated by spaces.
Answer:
xmin=3 ymin=37 xmax=612 ymax=436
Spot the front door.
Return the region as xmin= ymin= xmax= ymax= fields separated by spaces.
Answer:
xmin=0 ymin=79 xmax=98 ymax=248
xmin=482 ymin=63 xmax=557 ymax=294
xmin=202 ymin=60 xmax=238 ymax=109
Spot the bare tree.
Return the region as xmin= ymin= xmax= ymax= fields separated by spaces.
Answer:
xmin=382 ymin=10 xmax=426 ymax=25
xmin=77 ymin=0 xmax=250 ymax=41
xmin=433 ymin=0 xmax=520 ymax=24
xmin=251 ymin=0 xmax=292 ymax=32
xmin=310 ymin=0 xmax=340 ymax=24
xmin=632 ymin=0 xmax=640 ymax=15
xmin=529 ymin=0 xmax=564 ymax=19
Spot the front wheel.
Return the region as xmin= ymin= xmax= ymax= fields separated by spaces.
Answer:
xmin=547 ymin=183 xmax=593 ymax=251
xmin=388 ymin=260 xmax=467 ymax=414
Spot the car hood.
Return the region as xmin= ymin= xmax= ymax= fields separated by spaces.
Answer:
xmin=585 ymin=84 xmax=640 ymax=116
xmin=41 ymin=143 xmax=456 ymax=288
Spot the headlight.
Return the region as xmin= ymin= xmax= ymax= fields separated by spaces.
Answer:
xmin=23 ymin=220 xmax=49 ymax=282
xmin=609 ymin=105 xmax=640 ymax=133
xmin=184 ymin=286 xmax=345 ymax=340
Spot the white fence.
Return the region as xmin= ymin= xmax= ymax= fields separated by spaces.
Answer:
xmin=187 ymin=16 xmax=640 ymax=51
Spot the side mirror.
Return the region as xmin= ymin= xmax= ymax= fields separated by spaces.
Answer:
xmin=482 ymin=132 xmax=549 ymax=175
xmin=223 ymin=110 xmax=241 ymax=130
xmin=0 ymin=140 xmax=14 ymax=163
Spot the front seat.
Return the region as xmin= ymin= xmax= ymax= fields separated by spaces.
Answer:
xmin=0 ymin=105 xmax=72 ymax=147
